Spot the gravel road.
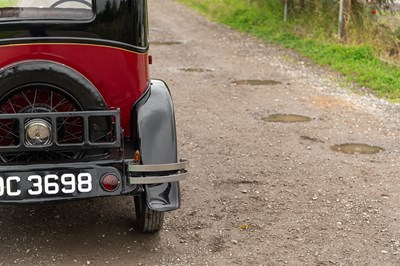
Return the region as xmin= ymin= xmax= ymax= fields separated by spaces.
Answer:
xmin=2 ymin=0 xmax=400 ymax=265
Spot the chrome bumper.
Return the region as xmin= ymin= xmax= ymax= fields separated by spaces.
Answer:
xmin=128 ymin=160 xmax=189 ymax=185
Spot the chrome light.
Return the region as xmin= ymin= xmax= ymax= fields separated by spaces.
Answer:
xmin=25 ymin=119 xmax=52 ymax=146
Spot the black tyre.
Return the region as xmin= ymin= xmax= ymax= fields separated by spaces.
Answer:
xmin=134 ymin=193 xmax=164 ymax=234
xmin=0 ymin=61 xmax=106 ymax=111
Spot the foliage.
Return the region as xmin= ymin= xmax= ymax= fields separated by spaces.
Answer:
xmin=178 ymin=0 xmax=400 ymax=99
xmin=0 ymin=0 xmax=16 ymax=7
xmin=285 ymin=0 xmax=393 ymax=10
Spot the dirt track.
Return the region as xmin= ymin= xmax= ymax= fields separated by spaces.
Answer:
xmin=2 ymin=0 xmax=400 ymax=265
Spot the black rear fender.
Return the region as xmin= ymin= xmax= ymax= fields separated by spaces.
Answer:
xmin=132 ymin=80 xmax=180 ymax=212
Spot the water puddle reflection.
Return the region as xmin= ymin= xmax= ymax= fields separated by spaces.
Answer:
xmin=262 ymin=114 xmax=312 ymax=123
xmin=233 ymin=80 xmax=282 ymax=86
xmin=330 ymin=143 xmax=384 ymax=155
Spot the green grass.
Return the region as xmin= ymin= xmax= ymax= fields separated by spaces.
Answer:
xmin=0 ymin=0 xmax=16 ymax=7
xmin=178 ymin=0 xmax=400 ymax=99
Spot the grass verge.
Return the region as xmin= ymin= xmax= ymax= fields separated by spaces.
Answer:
xmin=178 ymin=0 xmax=400 ymax=100
xmin=0 ymin=0 xmax=16 ymax=7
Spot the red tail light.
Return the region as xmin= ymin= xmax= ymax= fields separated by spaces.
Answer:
xmin=100 ymin=174 xmax=120 ymax=192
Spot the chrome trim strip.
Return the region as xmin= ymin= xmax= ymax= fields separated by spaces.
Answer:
xmin=129 ymin=172 xmax=188 ymax=185
xmin=128 ymin=160 xmax=189 ymax=172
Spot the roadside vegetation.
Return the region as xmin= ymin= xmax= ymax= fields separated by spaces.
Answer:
xmin=178 ymin=0 xmax=400 ymax=100
xmin=0 ymin=0 xmax=16 ymax=7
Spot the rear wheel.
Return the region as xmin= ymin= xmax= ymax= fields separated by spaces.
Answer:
xmin=0 ymin=61 xmax=109 ymax=164
xmin=0 ymin=84 xmax=84 ymax=163
xmin=134 ymin=193 xmax=164 ymax=234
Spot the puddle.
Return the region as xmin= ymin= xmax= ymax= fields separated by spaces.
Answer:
xmin=262 ymin=114 xmax=312 ymax=123
xmin=180 ymin=68 xmax=213 ymax=73
xmin=151 ymin=41 xmax=183 ymax=46
xmin=233 ymin=80 xmax=282 ymax=86
xmin=330 ymin=143 xmax=384 ymax=155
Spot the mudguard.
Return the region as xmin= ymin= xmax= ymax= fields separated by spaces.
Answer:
xmin=134 ymin=79 xmax=181 ymax=212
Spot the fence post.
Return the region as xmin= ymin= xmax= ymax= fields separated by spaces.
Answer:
xmin=284 ymin=0 xmax=288 ymax=22
xmin=339 ymin=0 xmax=351 ymax=40
xmin=339 ymin=0 xmax=345 ymax=38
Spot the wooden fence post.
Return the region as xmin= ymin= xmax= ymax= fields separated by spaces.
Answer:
xmin=339 ymin=0 xmax=351 ymax=40
xmin=284 ymin=0 xmax=288 ymax=22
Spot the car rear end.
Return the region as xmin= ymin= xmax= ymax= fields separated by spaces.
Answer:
xmin=0 ymin=0 xmax=187 ymax=233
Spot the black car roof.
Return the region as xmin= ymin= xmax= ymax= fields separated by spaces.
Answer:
xmin=0 ymin=0 xmax=148 ymax=52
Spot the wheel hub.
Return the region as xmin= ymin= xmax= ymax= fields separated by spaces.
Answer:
xmin=25 ymin=119 xmax=53 ymax=146
xmin=0 ymin=84 xmax=85 ymax=163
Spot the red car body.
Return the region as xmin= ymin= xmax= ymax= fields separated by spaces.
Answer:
xmin=0 ymin=44 xmax=149 ymax=137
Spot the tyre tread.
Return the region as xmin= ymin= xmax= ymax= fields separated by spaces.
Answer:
xmin=134 ymin=194 xmax=164 ymax=234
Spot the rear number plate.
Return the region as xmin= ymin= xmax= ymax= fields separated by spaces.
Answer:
xmin=0 ymin=173 xmax=92 ymax=197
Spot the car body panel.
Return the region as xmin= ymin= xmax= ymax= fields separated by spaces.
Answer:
xmin=0 ymin=0 xmax=148 ymax=49
xmin=134 ymin=80 xmax=181 ymax=211
xmin=0 ymin=43 xmax=149 ymax=137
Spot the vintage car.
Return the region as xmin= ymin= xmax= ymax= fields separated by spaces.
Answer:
xmin=0 ymin=0 xmax=188 ymax=233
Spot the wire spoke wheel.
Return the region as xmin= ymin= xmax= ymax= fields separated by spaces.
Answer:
xmin=0 ymin=84 xmax=84 ymax=163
